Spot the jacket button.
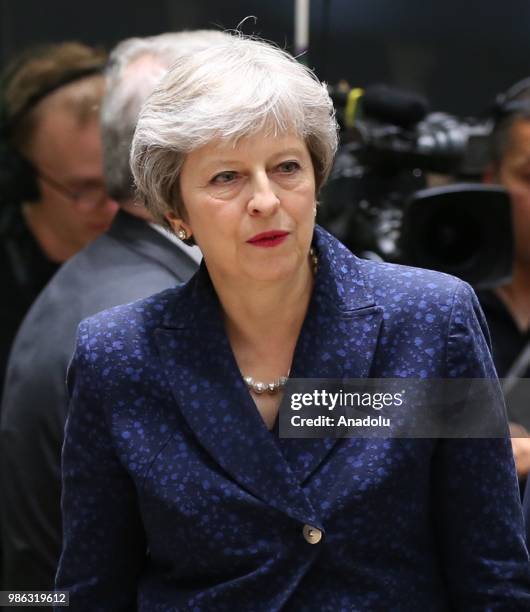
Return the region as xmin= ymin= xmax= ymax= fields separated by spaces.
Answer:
xmin=303 ymin=524 xmax=322 ymax=544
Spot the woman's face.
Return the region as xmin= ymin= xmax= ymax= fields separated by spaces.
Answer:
xmin=170 ymin=131 xmax=316 ymax=286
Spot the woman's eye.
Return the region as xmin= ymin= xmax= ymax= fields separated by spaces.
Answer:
xmin=278 ymin=161 xmax=300 ymax=174
xmin=278 ymin=161 xmax=300 ymax=173
xmin=211 ymin=171 xmax=237 ymax=184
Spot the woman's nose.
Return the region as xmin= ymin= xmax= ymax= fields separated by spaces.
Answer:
xmin=247 ymin=174 xmax=280 ymax=216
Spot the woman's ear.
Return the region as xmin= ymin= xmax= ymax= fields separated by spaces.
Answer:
xmin=165 ymin=212 xmax=192 ymax=240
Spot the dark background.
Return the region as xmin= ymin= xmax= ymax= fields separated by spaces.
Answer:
xmin=0 ymin=0 xmax=527 ymax=118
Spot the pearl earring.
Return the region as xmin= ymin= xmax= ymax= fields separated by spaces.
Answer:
xmin=177 ymin=228 xmax=187 ymax=240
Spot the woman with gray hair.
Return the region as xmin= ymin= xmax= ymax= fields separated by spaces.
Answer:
xmin=56 ymin=34 xmax=530 ymax=610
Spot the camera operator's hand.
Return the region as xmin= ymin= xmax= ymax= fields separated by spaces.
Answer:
xmin=509 ymin=422 xmax=530 ymax=478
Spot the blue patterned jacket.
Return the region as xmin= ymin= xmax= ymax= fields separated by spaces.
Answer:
xmin=56 ymin=226 xmax=530 ymax=611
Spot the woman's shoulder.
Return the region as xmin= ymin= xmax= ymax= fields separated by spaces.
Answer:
xmin=358 ymin=256 xmax=467 ymax=303
xmin=355 ymin=258 xmax=482 ymax=341
xmin=317 ymin=228 xmax=466 ymax=311
xmin=317 ymin=225 xmax=469 ymax=308
xmin=78 ymin=285 xmax=183 ymax=339
xmin=68 ymin=285 xmax=188 ymax=388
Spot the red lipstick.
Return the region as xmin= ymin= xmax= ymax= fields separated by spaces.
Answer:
xmin=246 ymin=230 xmax=289 ymax=248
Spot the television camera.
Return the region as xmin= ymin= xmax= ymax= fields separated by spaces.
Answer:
xmin=318 ymin=84 xmax=513 ymax=289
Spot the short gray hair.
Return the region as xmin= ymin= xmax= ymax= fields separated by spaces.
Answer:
xmin=130 ymin=34 xmax=338 ymax=226
xmin=101 ymin=30 xmax=229 ymax=202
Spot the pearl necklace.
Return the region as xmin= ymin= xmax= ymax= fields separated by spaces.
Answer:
xmin=243 ymin=247 xmax=318 ymax=396
xmin=244 ymin=375 xmax=289 ymax=395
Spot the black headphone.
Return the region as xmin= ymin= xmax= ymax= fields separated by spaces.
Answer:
xmin=0 ymin=47 xmax=104 ymax=207
xmin=493 ymin=76 xmax=530 ymax=122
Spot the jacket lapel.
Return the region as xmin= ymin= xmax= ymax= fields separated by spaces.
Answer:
xmin=154 ymin=264 xmax=322 ymax=528
xmin=154 ymin=226 xmax=383 ymax=524
xmin=278 ymin=227 xmax=383 ymax=482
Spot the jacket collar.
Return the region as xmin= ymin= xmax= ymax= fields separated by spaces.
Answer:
xmin=155 ymin=226 xmax=383 ymax=526
xmin=161 ymin=225 xmax=377 ymax=330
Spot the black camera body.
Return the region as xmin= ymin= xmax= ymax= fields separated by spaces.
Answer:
xmin=352 ymin=112 xmax=492 ymax=178
xmin=320 ymin=85 xmax=513 ymax=289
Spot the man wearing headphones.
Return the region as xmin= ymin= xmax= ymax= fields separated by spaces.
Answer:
xmin=0 ymin=31 xmax=233 ymax=595
xmin=0 ymin=43 xmax=118 ymax=389
xmin=480 ymin=78 xmax=530 ymax=478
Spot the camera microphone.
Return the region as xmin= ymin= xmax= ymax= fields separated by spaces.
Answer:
xmin=361 ymin=84 xmax=429 ymax=128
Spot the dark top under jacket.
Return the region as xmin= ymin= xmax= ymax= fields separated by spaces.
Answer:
xmin=478 ymin=289 xmax=530 ymax=430
xmin=0 ymin=210 xmax=198 ymax=594
xmin=56 ymin=226 xmax=530 ymax=611
xmin=0 ymin=204 xmax=59 ymax=391
xmin=478 ymin=289 xmax=530 ymax=378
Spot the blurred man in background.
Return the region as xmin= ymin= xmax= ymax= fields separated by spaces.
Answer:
xmin=0 ymin=29 xmax=226 ymax=594
xmin=0 ymin=42 xmax=119 ymax=389
xmin=480 ymin=78 xmax=530 ymax=478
